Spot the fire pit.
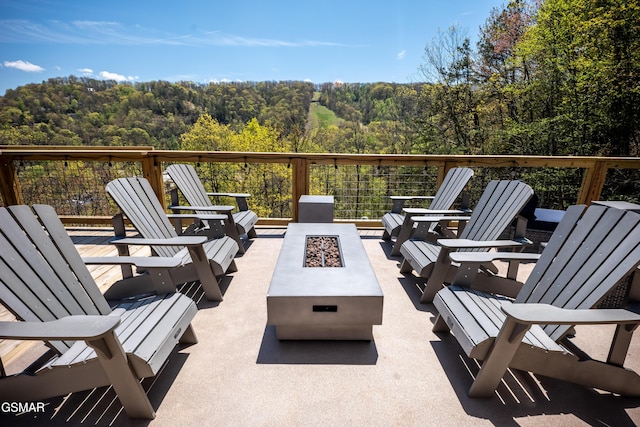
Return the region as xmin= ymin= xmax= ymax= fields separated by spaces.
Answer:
xmin=267 ymin=223 xmax=383 ymax=340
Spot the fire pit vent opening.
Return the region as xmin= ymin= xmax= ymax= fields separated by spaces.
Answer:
xmin=304 ymin=235 xmax=344 ymax=267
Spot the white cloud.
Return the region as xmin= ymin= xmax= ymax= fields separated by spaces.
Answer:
xmin=0 ymin=19 xmax=351 ymax=48
xmin=98 ymin=71 xmax=137 ymax=82
xmin=78 ymin=68 xmax=93 ymax=74
xmin=204 ymin=33 xmax=345 ymax=48
xmin=397 ymin=50 xmax=406 ymax=60
xmin=3 ymin=60 xmax=45 ymax=72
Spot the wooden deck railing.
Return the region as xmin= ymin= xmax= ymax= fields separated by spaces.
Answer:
xmin=1 ymin=145 xmax=639 ymax=225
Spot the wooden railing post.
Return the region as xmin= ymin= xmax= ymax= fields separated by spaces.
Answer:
xmin=291 ymin=157 xmax=309 ymax=222
xmin=439 ymin=161 xmax=456 ymax=187
xmin=0 ymin=156 xmax=24 ymax=206
xmin=141 ymin=154 xmax=166 ymax=209
xmin=577 ymin=160 xmax=608 ymax=205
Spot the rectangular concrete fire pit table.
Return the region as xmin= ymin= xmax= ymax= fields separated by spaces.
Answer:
xmin=267 ymin=223 xmax=383 ymax=340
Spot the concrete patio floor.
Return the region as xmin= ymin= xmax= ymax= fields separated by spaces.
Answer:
xmin=3 ymin=227 xmax=640 ymax=426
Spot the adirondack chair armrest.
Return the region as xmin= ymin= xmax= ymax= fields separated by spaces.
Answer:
xmin=390 ymin=195 xmax=435 ymax=201
xmin=403 ymin=208 xmax=471 ymax=215
xmin=207 ymin=193 xmax=251 ymax=211
xmin=82 ymin=256 xmax=182 ymax=269
xmin=502 ymin=303 xmax=640 ymax=326
xmin=437 ymin=237 xmax=532 ymax=249
xmin=207 ymin=192 xmax=251 ymax=198
xmin=0 ymin=316 xmax=120 ymax=341
xmin=111 ymin=236 xmax=208 ymax=247
xmin=388 ymin=195 xmax=435 ymax=213
xmin=412 ymin=215 xmax=472 ymax=223
xmin=169 ymin=205 xmax=234 ymax=213
xmin=449 ymin=252 xmax=541 ymax=264
xmin=166 ymin=213 xmax=229 ymax=221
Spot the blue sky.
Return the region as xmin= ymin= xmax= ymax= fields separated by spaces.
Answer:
xmin=0 ymin=0 xmax=505 ymax=94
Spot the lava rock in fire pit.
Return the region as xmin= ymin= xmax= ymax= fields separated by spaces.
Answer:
xmin=305 ymin=236 xmax=343 ymax=267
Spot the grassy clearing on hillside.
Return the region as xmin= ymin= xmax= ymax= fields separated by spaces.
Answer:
xmin=307 ymin=92 xmax=343 ymax=129
xmin=308 ymin=102 xmax=344 ymax=129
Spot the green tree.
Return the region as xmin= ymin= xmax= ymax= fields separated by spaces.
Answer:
xmin=417 ymin=25 xmax=481 ymax=153
xmin=516 ymin=0 xmax=640 ymax=156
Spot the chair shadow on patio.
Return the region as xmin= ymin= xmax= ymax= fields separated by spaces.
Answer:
xmin=1 ymin=350 xmax=190 ymax=427
xmin=431 ymin=334 xmax=640 ymax=426
xmin=256 ymin=326 xmax=379 ymax=365
xmin=396 ymin=275 xmax=432 ymax=313
xmin=378 ymin=240 xmax=401 ymax=261
xmin=188 ymin=276 xmax=234 ymax=310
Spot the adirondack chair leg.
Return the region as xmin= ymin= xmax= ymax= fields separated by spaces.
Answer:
xmin=469 ymin=318 xmax=530 ymax=398
xmin=186 ymin=246 xmax=223 ymax=301
xmin=223 ymin=215 xmax=245 ymax=254
xmin=147 ymin=268 xmax=179 ymax=295
xmin=507 ymin=260 xmax=520 ymax=280
xmin=227 ymin=259 xmax=238 ymax=273
xmin=438 ymin=219 xmax=459 ymax=239
xmin=179 ymin=324 xmax=198 ymax=345
xmin=381 ymin=229 xmax=392 ymax=241
xmin=247 ymin=227 xmax=258 ymax=239
xmin=88 ymin=333 xmax=155 ymax=419
xmin=112 ymin=214 xmax=134 ymax=278
xmin=391 ymin=218 xmax=414 ymax=256
xmin=451 ymin=262 xmax=482 ymax=288
xmin=421 ymin=249 xmax=454 ymax=303
xmin=170 ymin=217 xmax=186 ymax=236
xmin=399 ymin=259 xmax=414 ymax=274
xmin=432 ymin=314 xmax=450 ymax=333
xmin=608 ymin=323 xmax=639 ymax=366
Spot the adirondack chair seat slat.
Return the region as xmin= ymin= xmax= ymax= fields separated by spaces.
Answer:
xmin=399 ymin=240 xmax=441 ymax=277
xmin=233 ymin=209 xmax=259 ymax=235
xmin=435 ymin=285 xmax=565 ymax=359
xmin=381 ymin=212 xmax=404 ymax=234
xmin=39 ymin=296 xmax=188 ymax=372
xmin=49 ymin=292 xmax=197 ymax=378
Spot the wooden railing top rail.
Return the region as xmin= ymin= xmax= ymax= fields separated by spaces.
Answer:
xmin=2 ymin=147 xmax=640 ymax=168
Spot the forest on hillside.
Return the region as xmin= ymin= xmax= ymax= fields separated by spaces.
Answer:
xmin=1 ymin=0 xmax=639 ymax=158
xmin=1 ymin=0 xmax=639 ymax=216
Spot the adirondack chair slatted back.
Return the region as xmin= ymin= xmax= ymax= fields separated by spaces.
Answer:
xmin=106 ymin=177 xmax=181 ymax=258
xmin=515 ymin=204 xmax=640 ymax=340
xmin=459 ymin=180 xmax=533 ymax=251
xmin=0 ymin=205 xmax=112 ymax=353
xmin=428 ymin=167 xmax=474 ymax=211
xmin=166 ymin=164 xmax=212 ymax=209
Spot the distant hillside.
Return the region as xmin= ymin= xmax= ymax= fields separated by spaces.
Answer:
xmin=0 ymin=77 xmax=316 ymax=149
